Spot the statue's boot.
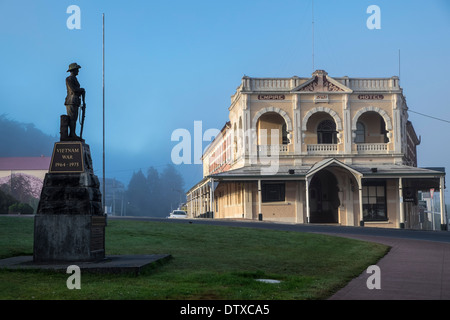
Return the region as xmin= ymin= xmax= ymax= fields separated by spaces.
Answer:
xmin=69 ymin=120 xmax=82 ymax=141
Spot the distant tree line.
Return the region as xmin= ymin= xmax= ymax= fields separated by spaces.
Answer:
xmin=123 ymin=164 xmax=186 ymax=217
xmin=84 ymin=164 xmax=187 ymax=217
xmin=0 ymin=114 xmax=55 ymax=157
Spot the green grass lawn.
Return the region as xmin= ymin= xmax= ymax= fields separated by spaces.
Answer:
xmin=0 ymin=216 xmax=389 ymax=300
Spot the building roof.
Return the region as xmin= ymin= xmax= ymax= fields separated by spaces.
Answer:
xmin=0 ymin=157 xmax=51 ymax=171
xmin=209 ymin=165 xmax=310 ymax=180
xmin=208 ymin=158 xmax=445 ymax=181
xmin=351 ymin=164 xmax=445 ymax=177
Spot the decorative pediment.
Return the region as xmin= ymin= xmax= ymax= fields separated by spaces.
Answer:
xmin=306 ymin=158 xmax=362 ymax=181
xmin=292 ymin=70 xmax=352 ymax=93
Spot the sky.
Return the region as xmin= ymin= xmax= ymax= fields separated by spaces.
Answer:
xmin=1 ymin=0 xmax=450 ymax=192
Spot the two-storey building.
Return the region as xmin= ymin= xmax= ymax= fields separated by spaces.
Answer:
xmin=186 ymin=70 xmax=446 ymax=229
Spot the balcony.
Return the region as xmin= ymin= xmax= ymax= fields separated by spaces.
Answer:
xmin=307 ymin=144 xmax=338 ymax=155
xmin=257 ymin=145 xmax=289 ymax=156
xmin=356 ymin=143 xmax=388 ymax=154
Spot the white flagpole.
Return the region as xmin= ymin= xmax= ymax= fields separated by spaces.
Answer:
xmin=102 ymin=13 xmax=106 ymax=210
xmin=312 ymin=0 xmax=314 ymax=72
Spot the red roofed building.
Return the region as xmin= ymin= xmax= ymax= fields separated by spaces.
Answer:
xmin=0 ymin=157 xmax=51 ymax=173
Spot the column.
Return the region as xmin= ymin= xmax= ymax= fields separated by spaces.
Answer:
xmin=258 ymin=179 xmax=262 ymax=220
xmin=399 ymin=177 xmax=405 ymax=228
xmin=343 ymin=94 xmax=352 ymax=155
xmin=243 ymin=183 xmax=253 ymax=219
xmin=293 ymin=94 xmax=302 ymax=156
xmin=305 ymin=177 xmax=310 ymax=223
xmin=392 ymin=94 xmax=402 ymax=154
xmin=357 ymin=176 xmax=364 ymax=226
xmin=195 ymin=192 xmax=198 ymax=217
xmin=440 ymin=176 xmax=447 ymax=230
xmin=210 ymin=178 xmax=214 ymax=219
xmin=206 ymin=189 xmax=210 ymax=217
xmin=359 ymin=186 xmax=364 ymax=227
xmin=196 ymin=190 xmax=199 ymax=216
xmin=242 ymin=96 xmax=251 ymax=164
xmin=200 ymin=187 xmax=204 ymax=216
xmin=296 ymin=181 xmax=304 ymax=223
xmin=190 ymin=192 xmax=193 ymax=218
xmin=346 ymin=178 xmax=354 ymax=226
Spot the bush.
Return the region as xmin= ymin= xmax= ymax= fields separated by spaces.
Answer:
xmin=8 ymin=203 xmax=34 ymax=215
xmin=0 ymin=189 xmax=17 ymax=214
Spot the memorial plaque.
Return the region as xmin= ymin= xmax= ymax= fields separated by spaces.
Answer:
xmin=91 ymin=215 xmax=107 ymax=252
xmin=49 ymin=142 xmax=84 ymax=173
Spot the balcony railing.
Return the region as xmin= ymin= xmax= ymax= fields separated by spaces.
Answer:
xmin=356 ymin=143 xmax=388 ymax=153
xmin=255 ymin=143 xmax=389 ymax=156
xmin=307 ymin=144 xmax=338 ymax=154
xmin=257 ymin=144 xmax=289 ymax=156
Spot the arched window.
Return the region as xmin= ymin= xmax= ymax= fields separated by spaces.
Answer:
xmin=257 ymin=112 xmax=288 ymax=145
xmin=355 ymin=121 xmax=365 ymax=143
xmin=317 ymin=120 xmax=337 ymax=144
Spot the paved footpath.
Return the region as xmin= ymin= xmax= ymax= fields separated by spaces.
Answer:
xmin=328 ymin=235 xmax=450 ymax=300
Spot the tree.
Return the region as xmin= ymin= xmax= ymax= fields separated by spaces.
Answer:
xmin=0 ymin=189 xmax=17 ymax=214
xmin=0 ymin=173 xmax=41 ymax=213
xmin=147 ymin=166 xmax=162 ymax=216
xmin=159 ymin=164 xmax=186 ymax=216
xmin=124 ymin=164 xmax=186 ymax=217
xmin=125 ymin=169 xmax=150 ymax=216
xmin=0 ymin=115 xmax=54 ymax=157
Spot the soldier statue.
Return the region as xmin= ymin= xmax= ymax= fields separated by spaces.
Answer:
xmin=64 ymin=62 xmax=86 ymax=141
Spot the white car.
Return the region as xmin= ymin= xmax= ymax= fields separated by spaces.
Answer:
xmin=168 ymin=210 xmax=188 ymax=219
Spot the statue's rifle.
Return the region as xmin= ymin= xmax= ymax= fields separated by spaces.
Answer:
xmin=79 ymin=92 xmax=86 ymax=140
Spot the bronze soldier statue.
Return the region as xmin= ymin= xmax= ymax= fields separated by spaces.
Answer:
xmin=64 ymin=63 xmax=85 ymax=141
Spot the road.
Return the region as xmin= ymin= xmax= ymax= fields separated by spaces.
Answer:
xmin=109 ymin=216 xmax=450 ymax=244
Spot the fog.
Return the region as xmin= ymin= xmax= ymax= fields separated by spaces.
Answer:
xmin=0 ymin=115 xmax=189 ymax=216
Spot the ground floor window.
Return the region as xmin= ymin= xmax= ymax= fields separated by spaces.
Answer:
xmin=262 ymin=182 xmax=285 ymax=202
xmin=362 ymin=180 xmax=387 ymax=221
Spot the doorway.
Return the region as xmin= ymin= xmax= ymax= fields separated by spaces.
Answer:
xmin=309 ymin=170 xmax=340 ymax=223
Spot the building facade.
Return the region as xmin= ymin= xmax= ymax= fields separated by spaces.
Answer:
xmin=187 ymin=70 xmax=447 ymax=229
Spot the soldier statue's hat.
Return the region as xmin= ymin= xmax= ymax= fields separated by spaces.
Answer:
xmin=67 ymin=63 xmax=82 ymax=72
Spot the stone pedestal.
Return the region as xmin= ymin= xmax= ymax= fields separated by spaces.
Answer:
xmin=33 ymin=141 xmax=106 ymax=263
xmin=34 ymin=214 xmax=106 ymax=262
